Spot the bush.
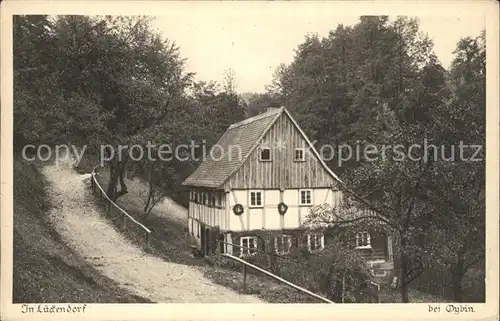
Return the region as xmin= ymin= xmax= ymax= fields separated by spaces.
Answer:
xmin=462 ymin=267 xmax=485 ymax=302
xmin=306 ymin=243 xmax=372 ymax=302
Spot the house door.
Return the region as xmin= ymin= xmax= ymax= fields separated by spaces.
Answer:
xmin=200 ymin=223 xmax=206 ymax=256
xmin=205 ymin=227 xmax=211 ymax=255
xmin=200 ymin=225 xmax=219 ymax=256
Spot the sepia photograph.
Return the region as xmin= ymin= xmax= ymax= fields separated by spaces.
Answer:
xmin=1 ymin=1 xmax=499 ymax=320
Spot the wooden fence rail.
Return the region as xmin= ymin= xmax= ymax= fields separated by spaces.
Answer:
xmin=220 ymin=252 xmax=334 ymax=304
xmin=90 ymin=166 xmax=151 ymax=246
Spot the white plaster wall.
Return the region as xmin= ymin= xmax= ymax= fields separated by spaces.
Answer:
xmin=263 ymin=190 xmax=281 ymax=230
xmin=249 ymin=208 xmax=264 ymax=230
xmin=227 ymin=188 xmax=334 ymax=232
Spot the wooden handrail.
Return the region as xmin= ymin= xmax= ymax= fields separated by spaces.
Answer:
xmin=221 ymin=253 xmax=334 ymax=303
xmin=91 ymin=166 xmax=151 ymax=234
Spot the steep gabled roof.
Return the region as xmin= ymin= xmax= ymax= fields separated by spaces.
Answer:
xmin=182 ymin=107 xmax=342 ymax=188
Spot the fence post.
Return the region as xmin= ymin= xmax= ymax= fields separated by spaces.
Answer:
xmin=342 ymin=273 xmax=345 ymax=303
xmin=122 ymin=213 xmax=127 ymax=230
xmin=145 ymin=231 xmax=150 ymax=250
xmin=243 ymin=264 xmax=247 ymax=287
xmin=216 ymin=240 xmax=221 ymax=262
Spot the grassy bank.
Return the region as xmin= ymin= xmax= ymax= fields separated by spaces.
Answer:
xmin=12 ymin=157 xmax=151 ymax=303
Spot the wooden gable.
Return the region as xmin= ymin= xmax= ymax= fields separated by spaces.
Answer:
xmin=222 ymin=109 xmax=340 ymax=190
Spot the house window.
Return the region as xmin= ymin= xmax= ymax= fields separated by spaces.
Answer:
xmin=294 ymin=148 xmax=305 ymax=161
xmin=274 ymin=235 xmax=293 ymax=255
xmin=194 ymin=192 xmax=198 ymax=203
xmin=299 ymin=189 xmax=312 ymax=206
xmin=260 ymin=147 xmax=271 ymax=161
xmin=306 ymin=233 xmax=324 ymax=252
xmin=249 ymin=190 xmax=263 ymax=207
xmin=240 ymin=236 xmax=258 ymax=256
xmin=356 ymin=231 xmax=371 ymax=249
xmin=211 ymin=195 xmax=216 ymax=207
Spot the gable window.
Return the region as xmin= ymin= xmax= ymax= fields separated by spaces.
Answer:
xmin=274 ymin=235 xmax=293 ymax=255
xmin=306 ymin=233 xmax=324 ymax=252
xmin=260 ymin=147 xmax=271 ymax=161
xmin=294 ymin=148 xmax=305 ymax=161
xmin=299 ymin=189 xmax=313 ymax=206
xmin=356 ymin=231 xmax=371 ymax=249
xmin=249 ymin=190 xmax=263 ymax=208
xmin=240 ymin=236 xmax=258 ymax=256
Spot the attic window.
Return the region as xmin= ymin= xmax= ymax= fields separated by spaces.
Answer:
xmin=294 ymin=148 xmax=305 ymax=161
xmin=260 ymin=148 xmax=271 ymax=161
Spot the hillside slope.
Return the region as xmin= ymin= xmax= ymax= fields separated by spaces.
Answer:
xmin=13 ymin=158 xmax=150 ymax=303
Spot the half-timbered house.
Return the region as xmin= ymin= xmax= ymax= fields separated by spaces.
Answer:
xmin=182 ymin=107 xmax=394 ymax=277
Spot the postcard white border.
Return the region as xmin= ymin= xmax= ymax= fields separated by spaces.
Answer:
xmin=1 ymin=1 xmax=498 ymax=320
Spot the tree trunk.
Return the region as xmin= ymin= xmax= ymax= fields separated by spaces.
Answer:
xmin=451 ymin=252 xmax=465 ymax=302
xmin=117 ymin=161 xmax=128 ymax=196
xmin=401 ymin=277 xmax=409 ymax=303
xmin=399 ymin=232 xmax=410 ymax=303
xmin=106 ymin=160 xmax=128 ymax=201
xmin=143 ymin=185 xmax=153 ymax=213
xmin=107 ymin=162 xmax=120 ymax=201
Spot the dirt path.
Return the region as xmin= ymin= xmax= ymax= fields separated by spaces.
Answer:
xmin=42 ymin=160 xmax=262 ymax=303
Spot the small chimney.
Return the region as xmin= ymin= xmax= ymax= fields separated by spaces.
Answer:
xmin=266 ymin=106 xmax=284 ymax=113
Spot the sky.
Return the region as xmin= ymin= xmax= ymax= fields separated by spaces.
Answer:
xmin=151 ymin=6 xmax=486 ymax=93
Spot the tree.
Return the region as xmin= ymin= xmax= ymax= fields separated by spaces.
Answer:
xmin=222 ymin=68 xmax=238 ymax=94
xmin=13 ymin=15 xmax=112 ymax=150
xmin=16 ymin=15 xmax=193 ymax=200
xmin=267 ymin=16 xmax=471 ymax=302
xmin=289 ymin=18 xmax=485 ymax=303
xmin=421 ymin=31 xmax=486 ymax=302
xmin=131 ymin=156 xmax=180 ymax=221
